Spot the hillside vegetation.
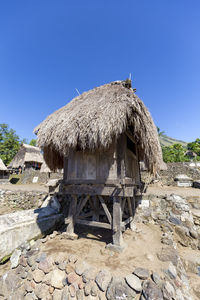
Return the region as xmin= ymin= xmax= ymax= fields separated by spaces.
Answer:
xmin=159 ymin=134 xmax=187 ymax=147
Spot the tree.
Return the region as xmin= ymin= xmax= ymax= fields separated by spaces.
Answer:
xmin=187 ymin=139 xmax=200 ymax=156
xmin=0 ymin=124 xmax=21 ymax=165
xmin=29 ymin=139 xmax=37 ymax=147
xmin=157 ymin=127 xmax=165 ymax=137
xmin=162 ymin=143 xmax=189 ymax=163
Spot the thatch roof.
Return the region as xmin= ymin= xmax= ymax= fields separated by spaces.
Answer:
xmin=40 ymin=160 xmax=51 ymax=173
xmin=0 ymin=158 xmax=7 ymax=171
xmin=34 ymin=80 xmax=164 ymax=173
xmin=8 ymin=144 xmax=43 ymax=169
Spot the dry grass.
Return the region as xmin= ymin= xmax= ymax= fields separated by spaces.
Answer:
xmin=35 ymin=80 xmax=163 ymax=172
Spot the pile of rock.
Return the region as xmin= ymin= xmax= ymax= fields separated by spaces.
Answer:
xmin=0 ymin=235 xmax=192 ymax=300
xmin=0 ymin=189 xmax=48 ymax=210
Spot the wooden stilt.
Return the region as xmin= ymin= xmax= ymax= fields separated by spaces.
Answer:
xmin=127 ymin=196 xmax=135 ymax=230
xmin=92 ymin=196 xmax=100 ymax=221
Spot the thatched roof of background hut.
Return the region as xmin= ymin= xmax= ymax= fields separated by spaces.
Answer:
xmin=34 ymin=80 xmax=164 ymax=173
xmin=0 ymin=158 xmax=7 ymax=171
xmin=8 ymin=144 xmax=43 ymax=169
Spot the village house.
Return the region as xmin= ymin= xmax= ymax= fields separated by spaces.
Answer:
xmin=8 ymin=144 xmax=44 ymax=172
xmin=35 ymin=80 xmax=163 ymax=250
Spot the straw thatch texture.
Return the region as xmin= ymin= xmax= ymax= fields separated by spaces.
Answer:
xmin=8 ymin=144 xmax=43 ymax=169
xmin=0 ymin=158 xmax=7 ymax=171
xmin=35 ymin=81 xmax=163 ymax=172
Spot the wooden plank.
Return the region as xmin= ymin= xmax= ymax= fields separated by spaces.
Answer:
xmin=76 ymin=195 xmax=90 ymax=217
xmin=62 ymin=184 xmax=134 ymax=197
xmin=98 ymin=196 xmax=112 ymax=224
xmin=123 ymin=216 xmax=133 ymax=226
xmin=76 ymin=219 xmax=111 ymax=229
xmin=121 ymin=197 xmax=126 ymax=215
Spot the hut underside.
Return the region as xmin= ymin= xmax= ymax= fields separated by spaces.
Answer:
xmin=63 ymin=133 xmax=140 ymax=251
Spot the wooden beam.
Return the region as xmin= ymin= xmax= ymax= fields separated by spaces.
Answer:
xmin=76 ymin=195 xmax=90 ymax=217
xmin=92 ymin=196 xmax=100 ymax=221
xmin=127 ymin=197 xmax=133 ymax=217
xmin=76 ymin=219 xmax=111 ymax=230
xmin=98 ymin=196 xmax=112 ymax=224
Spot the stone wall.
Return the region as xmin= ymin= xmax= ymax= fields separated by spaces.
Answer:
xmin=159 ymin=162 xmax=200 ymax=186
xmin=0 ymin=189 xmax=48 ymax=210
xmin=20 ymin=169 xmax=63 ymax=185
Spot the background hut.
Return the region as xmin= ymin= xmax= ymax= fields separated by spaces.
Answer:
xmin=35 ymin=80 xmax=164 ymax=250
xmin=0 ymin=158 xmax=8 ymax=179
xmin=8 ymin=144 xmax=43 ymax=172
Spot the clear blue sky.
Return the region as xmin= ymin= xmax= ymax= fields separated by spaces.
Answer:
xmin=0 ymin=1 xmax=200 ymax=143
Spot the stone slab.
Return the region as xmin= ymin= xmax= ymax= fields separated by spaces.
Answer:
xmin=0 ymin=207 xmax=63 ymax=261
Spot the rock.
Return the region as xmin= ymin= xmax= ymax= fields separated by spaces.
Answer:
xmin=82 ymin=268 xmax=97 ymax=283
xmin=68 ymin=254 xmax=78 ymax=263
xmin=34 ymin=283 xmax=50 ymax=299
xmin=91 ymin=283 xmax=98 ymax=296
xmin=32 ymin=269 xmax=44 ymax=283
xmin=175 ymin=226 xmax=189 ymax=247
xmin=167 ymin=262 xmax=177 ymax=279
xmin=0 ymin=271 xmax=23 ymax=298
xmin=142 ymin=280 xmax=163 ymax=300
xmin=106 ymin=277 xmax=136 ymax=300
xmin=133 ymin=267 xmax=149 ymax=280
xmin=162 ymin=281 xmax=175 ymax=299
xmin=35 ymin=252 xmax=47 ymax=263
xmin=50 ymin=269 xmax=66 ymax=289
xmin=76 ymin=289 xmax=84 ymax=300
xmin=53 ymin=288 xmax=63 ymax=300
xmin=38 ymin=258 xmax=53 ymax=273
xmin=169 ymin=216 xmax=182 ymax=225
xmin=95 ymin=269 xmax=112 ymax=292
xmin=58 ymin=261 xmax=67 ymax=271
xmin=125 ymin=273 xmax=142 ymax=292
xmin=67 ymin=272 xmax=80 ymax=284
xmin=193 ymin=281 xmax=200 ymax=298
xmin=62 ymin=286 xmax=69 ymax=300
xmin=65 ymin=263 xmax=75 ymax=274
xmin=157 ymin=247 xmax=178 ymax=266
xmin=69 ymin=283 xmax=77 ymax=297
xmin=19 ymin=255 xmax=27 ymax=267
xmin=10 ymin=249 xmax=22 ymax=268
xmin=84 ymin=281 xmax=92 ymax=296
xmin=151 ymin=272 xmax=161 ymax=285
xmin=75 ymin=260 xmax=88 ymax=276
xmin=43 ymin=272 xmax=52 ymax=285
xmin=24 ymin=292 xmax=37 ymax=300
xmin=189 ymin=229 xmax=198 ymax=239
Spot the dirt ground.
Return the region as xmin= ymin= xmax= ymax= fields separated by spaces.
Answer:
xmin=0 ymin=183 xmax=48 ymax=192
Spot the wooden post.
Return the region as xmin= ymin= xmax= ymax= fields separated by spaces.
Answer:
xmin=66 ymin=194 xmax=77 ymax=236
xmin=92 ymin=196 xmax=100 ymax=221
xmin=106 ymin=196 xmax=126 ymax=252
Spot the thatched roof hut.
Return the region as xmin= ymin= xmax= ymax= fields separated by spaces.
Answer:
xmin=8 ymin=144 xmax=43 ymax=169
xmin=35 ymin=80 xmax=163 ymax=173
xmin=0 ymin=158 xmax=7 ymax=171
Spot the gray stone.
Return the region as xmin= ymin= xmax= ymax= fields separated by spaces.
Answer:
xmin=82 ymin=268 xmax=97 ymax=283
xmin=95 ymin=269 xmax=112 ymax=292
xmin=34 ymin=283 xmax=50 ymax=299
xmin=169 ymin=216 xmax=182 ymax=225
xmin=151 ymin=272 xmax=161 ymax=285
xmin=157 ymin=247 xmax=178 ymax=266
xmin=62 ymin=286 xmax=69 ymax=300
xmin=106 ymin=277 xmax=136 ymax=300
xmin=125 ymin=273 xmax=142 ymax=292
xmin=133 ymin=267 xmax=149 ymax=280
xmin=167 ymin=262 xmax=177 ymax=279
xmin=142 ymin=280 xmax=163 ymax=300
xmin=189 ymin=229 xmax=198 ymax=239
xmin=75 ymin=260 xmax=88 ymax=276
xmin=162 ymin=281 xmax=175 ymax=299
xmin=10 ymin=249 xmax=21 ymax=268
xmin=76 ymin=289 xmax=84 ymax=300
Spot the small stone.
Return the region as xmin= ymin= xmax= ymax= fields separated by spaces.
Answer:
xmin=91 ymin=284 xmax=98 ymax=296
xmin=41 ymin=236 xmax=48 ymax=243
xmin=76 ymin=289 xmax=84 ymax=300
xmin=68 ymin=254 xmax=78 ymax=264
xmin=151 ymin=272 xmax=161 ymax=285
xmin=49 ymin=286 xmax=54 ymax=294
xmin=62 ymin=286 xmax=69 ymax=300
xmin=35 ymin=283 xmax=50 ymax=299
xmin=27 ymin=272 xmax=33 ymax=281
xmin=84 ymin=281 xmax=92 ymax=296
xmin=53 ymin=288 xmax=63 ymax=300
xmin=58 ymin=261 xmax=67 ymax=271
xmin=82 ymin=268 xmax=97 ymax=283
xmin=38 ymin=258 xmax=53 ymax=273
xmin=162 ymin=281 xmax=175 ymax=299
xmin=19 ymin=255 xmax=27 ymax=267
xmin=67 ymin=272 xmax=80 ymax=284
xmin=157 ymin=247 xmax=178 ymax=266
xmin=125 ymin=273 xmax=142 ymax=292
xmin=75 ymin=260 xmax=87 ymax=276
xmin=143 ymin=280 xmax=163 ymax=300
xmin=169 ymin=216 xmax=181 ymax=225
xmin=27 ymin=256 xmax=35 ymax=267
xmin=69 ymin=284 xmax=76 ymax=297
xmin=167 ymin=262 xmax=177 ymax=279
xmin=106 ymin=277 xmax=136 ymax=300
xmin=50 ymin=269 xmax=66 ymax=289
xmin=189 ymin=229 xmax=198 ymax=239
xmin=43 ymin=272 xmax=52 ymax=285
xmin=133 ymin=267 xmax=149 ymax=280
xmin=35 ymin=252 xmax=47 ymax=263
xmin=95 ymin=270 xmax=112 ymax=292
xmin=10 ymin=249 xmax=22 ymax=268
xmin=32 ymin=269 xmax=44 ymax=283
xmin=65 ymin=263 xmax=75 ymax=274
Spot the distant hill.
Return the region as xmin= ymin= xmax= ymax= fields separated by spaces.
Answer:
xmin=159 ymin=134 xmax=188 ymax=148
